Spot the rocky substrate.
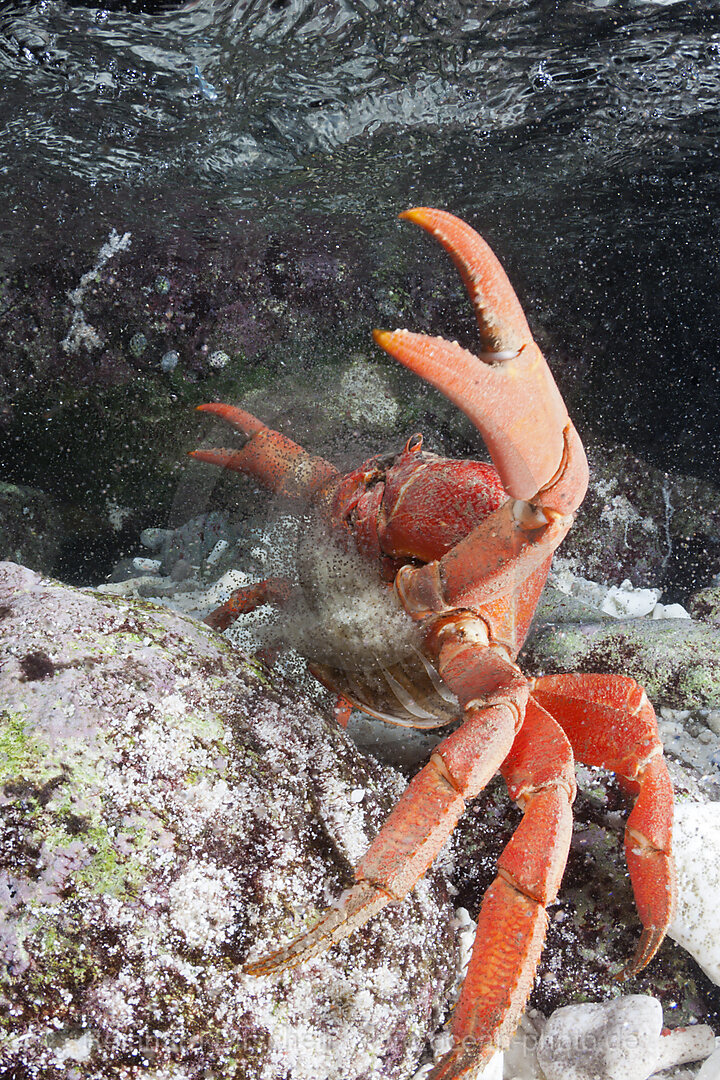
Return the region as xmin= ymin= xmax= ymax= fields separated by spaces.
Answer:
xmin=0 ymin=562 xmax=457 ymax=1080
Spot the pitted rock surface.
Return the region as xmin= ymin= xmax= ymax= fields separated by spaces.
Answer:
xmin=0 ymin=562 xmax=457 ymax=1080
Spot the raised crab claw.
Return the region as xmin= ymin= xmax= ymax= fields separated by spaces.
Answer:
xmin=190 ymin=209 xmax=676 ymax=1080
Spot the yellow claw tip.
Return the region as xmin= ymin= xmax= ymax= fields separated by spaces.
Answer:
xmin=372 ymin=328 xmax=394 ymax=349
xmin=399 ymin=206 xmax=435 ymax=226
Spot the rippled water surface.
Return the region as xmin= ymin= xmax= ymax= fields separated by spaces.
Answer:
xmin=4 ymin=0 xmax=720 ymax=213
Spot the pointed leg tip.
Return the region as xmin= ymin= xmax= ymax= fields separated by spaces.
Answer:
xmin=373 ymin=328 xmax=424 ymax=363
xmin=426 ymin=1040 xmax=497 ymax=1080
xmin=399 ymin=206 xmax=457 ymax=230
xmin=399 ymin=206 xmax=478 ymax=243
xmin=242 ymin=940 xmax=315 ymax=978
xmin=241 ymin=922 xmax=338 ymax=978
xmin=194 ymin=402 xmax=267 ymax=436
xmin=372 ymin=327 xmax=397 ymax=350
xmin=243 ymin=883 xmax=389 ymax=980
xmin=195 ymin=402 xmax=242 ymax=421
xmin=187 ymin=448 xmax=221 ymax=465
xmin=399 ymin=206 xmax=434 ymax=225
xmin=242 ymin=954 xmax=292 ymax=977
xmin=187 ymin=448 xmax=233 ymax=469
xmin=616 ymin=927 xmax=666 ymax=981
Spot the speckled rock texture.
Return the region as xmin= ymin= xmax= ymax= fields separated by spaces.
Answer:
xmin=671 ymin=802 xmax=720 ymax=986
xmin=0 ymin=562 xmax=458 ymax=1080
xmin=690 ymin=587 xmax=720 ymax=628
xmin=537 ymin=995 xmax=665 ymax=1080
xmin=523 ymin=591 xmax=720 ymax=709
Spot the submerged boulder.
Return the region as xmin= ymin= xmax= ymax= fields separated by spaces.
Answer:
xmin=523 ymin=586 xmax=720 ymax=710
xmin=0 ymin=562 xmax=457 ymax=1080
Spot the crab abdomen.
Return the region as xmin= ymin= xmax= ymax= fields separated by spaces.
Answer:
xmin=309 ymin=651 xmax=461 ymax=729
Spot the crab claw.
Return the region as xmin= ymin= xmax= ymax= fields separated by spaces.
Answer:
xmin=190 ymin=403 xmax=338 ymax=500
xmin=373 ymin=208 xmax=588 ymax=514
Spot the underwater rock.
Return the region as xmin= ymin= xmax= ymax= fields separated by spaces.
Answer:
xmin=562 ymin=442 xmax=720 ymax=596
xmin=696 ymin=1047 xmax=720 ymax=1079
xmin=671 ymin=801 xmax=720 ymax=986
xmin=523 ymin=597 xmax=720 ymax=710
xmin=0 ymin=562 xmax=458 ymax=1080
xmin=493 ymin=999 xmax=715 ymax=1080
xmin=155 ymin=510 xmax=234 ymax=575
xmin=689 ymin=587 xmax=720 ymax=628
xmin=535 ymin=996 xmax=714 ymax=1080
xmin=0 ymin=480 xmax=63 ymax=575
xmin=0 ymin=212 xmax=407 ymax=573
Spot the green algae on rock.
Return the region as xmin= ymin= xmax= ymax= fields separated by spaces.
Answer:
xmin=0 ymin=562 xmax=457 ymax=1080
xmin=523 ymin=601 xmax=720 ymax=710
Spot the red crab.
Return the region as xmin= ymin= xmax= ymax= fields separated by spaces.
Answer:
xmin=190 ymin=209 xmax=676 ymax=1079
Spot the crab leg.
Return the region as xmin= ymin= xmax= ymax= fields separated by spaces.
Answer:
xmin=244 ymin=621 xmax=528 ymax=977
xmin=430 ymin=697 xmax=576 ymax=1080
xmin=204 ymin=576 xmax=292 ymax=631
xmin=244 ymin=706 xmax=519 ymax=977
xmin=245 ymin=620 xmax=577 ymax=1080
xmin=190 ymin=403 xmax=338 ymax=500
xmin=395 ymin=497 xmax=575 ymax=618
xmin=333 ymin=695 xmax=354 ymax=728
xmin=530 ymin=673 xmax=676 ymax=975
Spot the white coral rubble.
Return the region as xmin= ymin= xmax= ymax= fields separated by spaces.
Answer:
xmin=670 ymin=801 xmax=720 ymax=986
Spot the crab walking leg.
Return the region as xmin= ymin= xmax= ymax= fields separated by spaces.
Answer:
xmin=244 ymin=634 xmax=529 ymax=977
xmin=204 ymin=576 xmax=292 ymax=631
xmin=428 ymin=699 xmax=576 ymax=1080
xmin=373 ymin=209 xmax=589 ymax=512
xmin=530 ymin=673 xmax=676 ymax=975
xmin=245 ymin=705 xmax=517 ymax=976
xmin=190 ymin=403 xmax=338 ymax=499
xmin=333 ymin=695 xmax=354 ymax=729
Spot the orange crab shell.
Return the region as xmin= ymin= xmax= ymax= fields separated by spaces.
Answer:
xmin=190 ymin=208 xmax=676 ymax=1080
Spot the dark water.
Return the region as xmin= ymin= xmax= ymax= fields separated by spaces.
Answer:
xmin=1 ymin=0 xmax=720 ymax=577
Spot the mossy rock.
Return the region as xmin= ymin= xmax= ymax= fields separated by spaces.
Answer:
xmin=0 ymin=562 xmax=457 ymax=1080
xmin=523 ymin=608 xmax=720 ymax=709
